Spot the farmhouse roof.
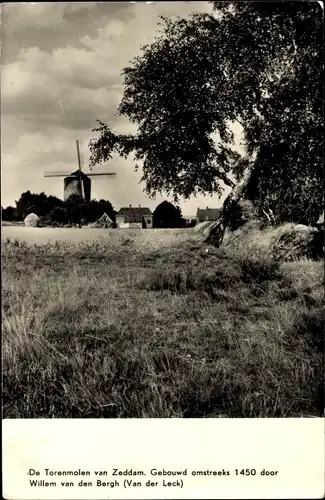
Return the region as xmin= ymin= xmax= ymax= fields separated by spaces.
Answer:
xmin=98 ymin=212 xmax=113 ymax=224
xmin=117 ymin=206 xmax=152 ymax=223
xmin=196 ymin=207 xmax=221 ymax=221
xmin=89 ymin=212 xmax=114 ymax=228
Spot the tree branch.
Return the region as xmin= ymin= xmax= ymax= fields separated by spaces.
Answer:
xmin=218 ymin=172 xmax=236 ymax=189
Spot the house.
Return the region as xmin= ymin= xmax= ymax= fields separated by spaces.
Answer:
xmin=196 ymin=207 xmax=221 ymax=223
xmin=116 ymin=205 xmax=153 ymax=228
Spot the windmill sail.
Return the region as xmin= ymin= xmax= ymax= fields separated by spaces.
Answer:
xmin=76 ymin=140 xmax=85 ymax=200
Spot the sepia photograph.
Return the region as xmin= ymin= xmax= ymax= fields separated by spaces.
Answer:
xmin=2 ymin=1 xmax=324 ymax=420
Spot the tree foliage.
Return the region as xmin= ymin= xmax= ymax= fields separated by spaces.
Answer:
xmin=153 ymin=201 xmax=185 ymax=228
xmin=14 ymin=191 xmax=63 ymax=219
xmin=2 ymin=205 xmax=18 ymax=221
xmin=89 ymin=1 xmax=323 ymax=225
xmin=218 ymin=1 xmax=323 ymax=225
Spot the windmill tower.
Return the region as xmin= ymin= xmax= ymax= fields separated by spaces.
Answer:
xmin=44 ymin=140 xmax=116 ymax=202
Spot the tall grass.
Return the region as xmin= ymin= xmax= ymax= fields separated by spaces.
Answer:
xmin=2 ymin=233 xmax=323 ymax=418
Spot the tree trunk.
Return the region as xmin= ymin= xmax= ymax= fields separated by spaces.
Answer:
xmin=205 ymin=154 xmax=256 ymax=247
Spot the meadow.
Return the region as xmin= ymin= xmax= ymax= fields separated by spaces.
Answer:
xmin=2 ymin=225 xmax=323 ymax=418
xmin=2 ymin=226 xmax=199 ymax=248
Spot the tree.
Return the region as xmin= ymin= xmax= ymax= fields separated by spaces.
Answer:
xmin=47 ymin=206 xmax=69 ymax=225
xmin=15 ymin=191 xmax=63 ymax=219
xmin=93 ymin=199 xmax=116 ymax=223
xmin=63 ymin=194 xmax=86 ymax=225
xmin=43 ymin=195 xmax=64 ymax=216
xmin=2 ymin=205 xmax=17 ymax=221
xmin=15 ymin=191 xmax=37 ymax=219
xmin=153 ymin=201 xmax=185 ymax=228
xmin=89 ymin=1 xmax=323 ymax=230
xmin=215 ymin=1 xmax=323 ymax=226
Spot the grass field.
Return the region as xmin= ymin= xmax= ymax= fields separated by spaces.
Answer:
xmin=2 ymin=226 xmax=324 ymax=418
xmin=1 ymin=226 xmax=199 ymax=248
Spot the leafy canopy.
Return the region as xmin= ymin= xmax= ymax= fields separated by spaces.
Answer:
xmin=89 ymin=1 xmax=323 ymax=224
xmin=153 ymin=201 xmax=185 ymax=228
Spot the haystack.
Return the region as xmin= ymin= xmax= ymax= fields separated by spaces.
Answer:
xmin=271 ymin=223 xmax=324 ymax=261
xmin=24 ymin=213 xmax=40 ymax=227
xmin=90 ymin=213 xmax=114 ymax=228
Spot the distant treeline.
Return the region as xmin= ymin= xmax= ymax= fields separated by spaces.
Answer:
xmin=1 ymin=191 xmax=116 ymax=227
xmin=1 ymin=192 xmax=195 ymax=228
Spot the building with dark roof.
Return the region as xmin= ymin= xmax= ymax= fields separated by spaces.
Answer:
xmin=116 ymin=205 xmax=153 ymax=228
xmin=196 ymin=207 xmax=221 ymax=223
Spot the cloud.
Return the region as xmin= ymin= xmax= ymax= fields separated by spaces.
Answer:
xmin=2 ymin=1 xmax=214 ymax=130
xmin=2 ymin=2 xmax=235 ymax=214
xmin=1 ymin=3 xmax=136 ymax=64
xmin=2 ymin=46 xmax=123 ymax=131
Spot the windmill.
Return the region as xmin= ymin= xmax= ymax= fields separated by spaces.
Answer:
xmin=44 ymin=140 xmax=116 ymax=202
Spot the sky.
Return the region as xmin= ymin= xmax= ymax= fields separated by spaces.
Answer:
xmin=1 ymin=2 xmax=243 ymax=215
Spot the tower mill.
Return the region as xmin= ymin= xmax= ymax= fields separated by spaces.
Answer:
xmin=44 ymin=140 xmax=116 ymax=202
